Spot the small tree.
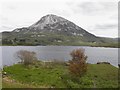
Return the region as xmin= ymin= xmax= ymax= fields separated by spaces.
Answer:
xmin=17 ymin=50 xmax=37 ymax=66
xmin=69 ymin=48 xmax=87 ymax=77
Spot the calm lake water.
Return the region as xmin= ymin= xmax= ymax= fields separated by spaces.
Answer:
xmin=1 ymin=46 xmax=119 ymax=68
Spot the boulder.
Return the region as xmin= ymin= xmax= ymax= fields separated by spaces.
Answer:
xmin=118 ymin=64 xmax=120 ymax=68
xmin=97 ymin=62 xmax=110 ymax=65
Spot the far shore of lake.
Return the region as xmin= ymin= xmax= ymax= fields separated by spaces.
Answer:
xmin=1 ymin=44 xmax=120 ymax=48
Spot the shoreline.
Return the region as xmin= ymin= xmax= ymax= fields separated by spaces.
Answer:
xmin=1 ymin=45 xmax=119 ymax=48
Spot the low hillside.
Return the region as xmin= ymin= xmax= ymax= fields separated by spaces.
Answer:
xmin=2 ymin=63 xmax=118 ymax=88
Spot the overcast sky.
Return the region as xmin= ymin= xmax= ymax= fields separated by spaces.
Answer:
xmin=0 ymin=0 xmax=118 ymax=38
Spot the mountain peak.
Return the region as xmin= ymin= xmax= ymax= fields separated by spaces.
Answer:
xmin=29 ymin=14 xmax=67 ymax=29
xmin=44 ymin=14 xmax=58 ymax=17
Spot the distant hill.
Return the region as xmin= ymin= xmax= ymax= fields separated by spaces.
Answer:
xmin=1 ymin=14 xmax=119 ymax=47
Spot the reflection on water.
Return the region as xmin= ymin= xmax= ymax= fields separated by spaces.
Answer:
xmin=1 ymin=46 xmax=118 ymax=67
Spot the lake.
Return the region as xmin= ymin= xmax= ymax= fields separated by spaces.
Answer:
xmin=1 ymin=46 xmax=119 ymax=68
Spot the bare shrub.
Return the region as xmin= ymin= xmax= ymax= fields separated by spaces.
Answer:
xmin=17 ymin=50 xmax=37 ymax=66
xmin=69 ymin=48 xmax=87 ymax=77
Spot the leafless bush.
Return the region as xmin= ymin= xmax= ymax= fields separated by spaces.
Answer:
xmin=17 ymin=50 xmax=37 ymax=66
xmin=69 ymin=48 xmax=87 ymax=77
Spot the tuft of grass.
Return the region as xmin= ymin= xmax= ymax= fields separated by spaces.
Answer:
xmin=0 ymin=70 xmax=2 ymax=89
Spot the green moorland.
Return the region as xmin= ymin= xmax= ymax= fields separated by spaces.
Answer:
xmin=0 ymin=71 xmax=1 ymax=89
xmin=2 ymin=32 xmax=119 ymax=48
xmin=2 ymin=61 xmax=118 ymax=88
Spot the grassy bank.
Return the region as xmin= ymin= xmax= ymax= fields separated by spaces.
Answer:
xmin=2 ymin=63 xmax=118 ymax=88
xmin=0 ymin=70 xmax=2 ymax=89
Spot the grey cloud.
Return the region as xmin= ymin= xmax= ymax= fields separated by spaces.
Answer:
xmin=95 ymin=24 xmax=117 ymax=30
xmin=1 ymin=25 xmax=13 ymax=30
xmin=8 ymin=6 xmax=16 ymax=10
xmin=110 ymin=14 xmax=117 ymax=20
xmin=67 ymin=2 xmax=117 ymax=15
xmin=77 ymin=2 xmax=99 ymax=14
xmin=100 ymin=2 xmax=117 ymax=9
xmin=1 ymin=17 xmax=8 ymax=21
xmin=7 ymin=4 xmax=18 ymax=10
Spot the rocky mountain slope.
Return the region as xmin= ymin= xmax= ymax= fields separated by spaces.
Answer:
xmin=2 ymin=14 xmax=118 ymax=47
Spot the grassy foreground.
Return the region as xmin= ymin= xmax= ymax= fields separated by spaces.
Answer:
xmin=0 ymin=73 xmax=1 ymax=89
xmin=2 ymin=63 xmax=118 ymax=88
